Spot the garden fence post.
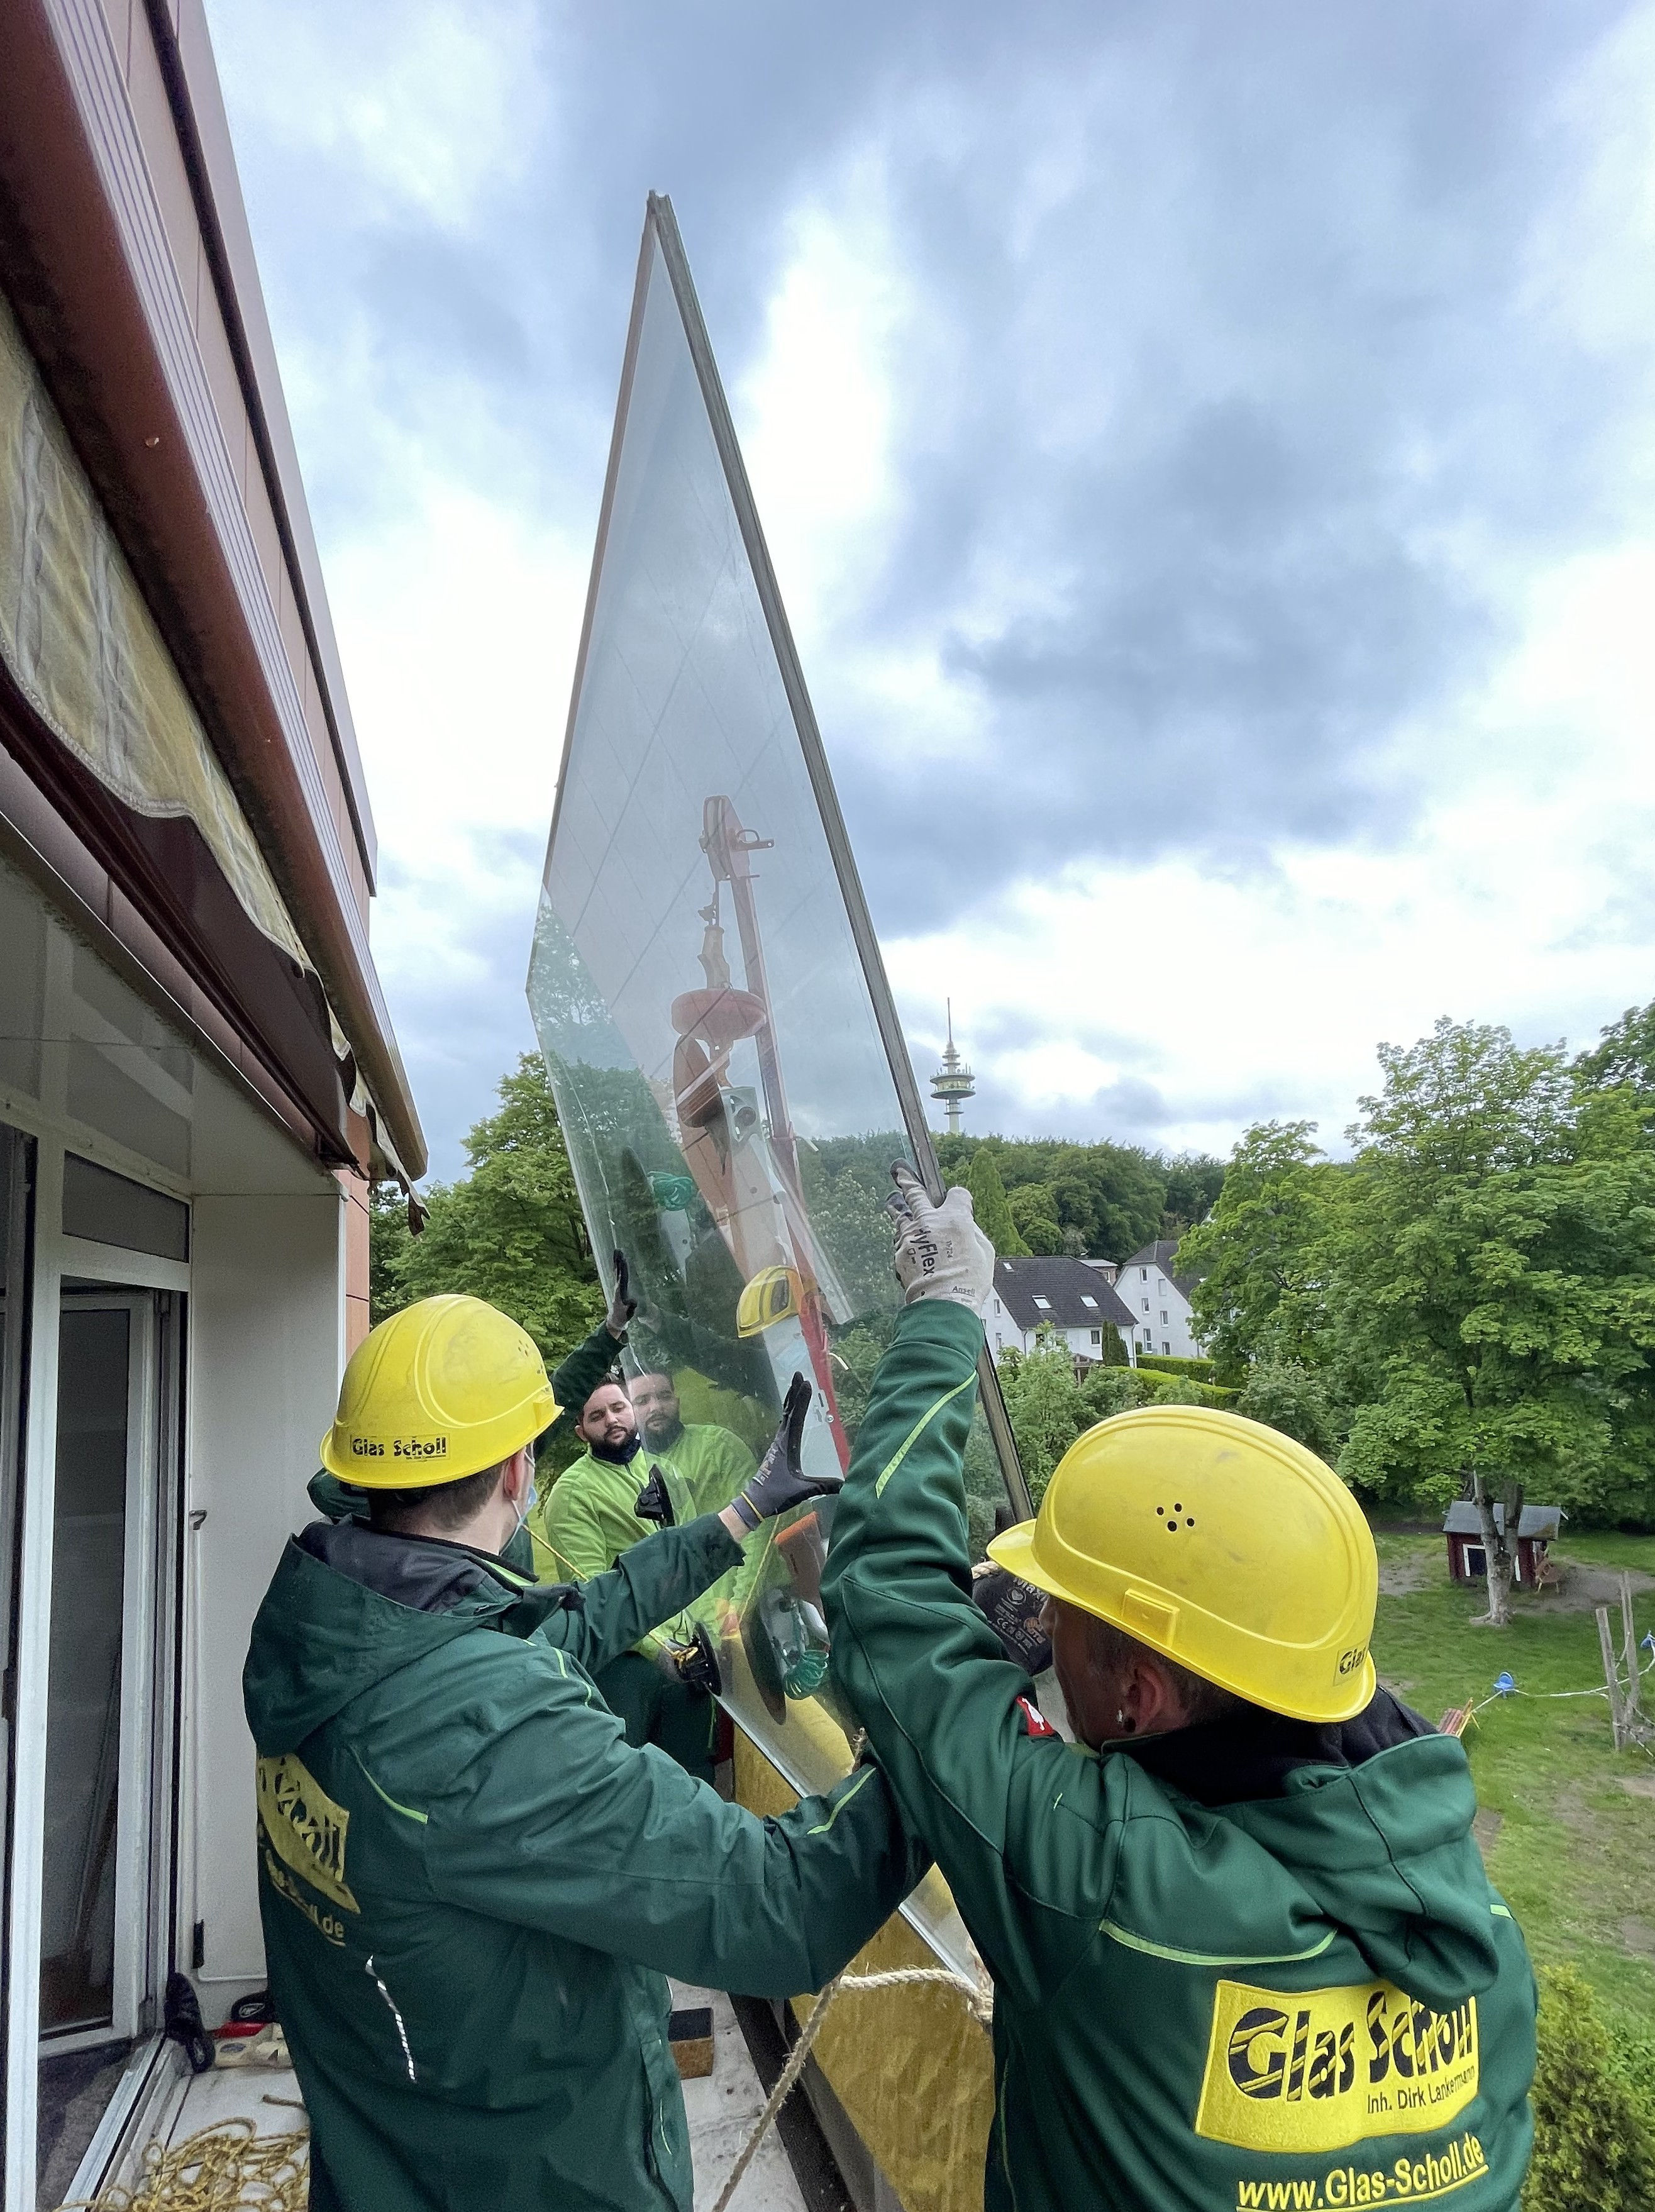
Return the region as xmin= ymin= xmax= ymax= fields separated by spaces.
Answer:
xmin=1620 ymin=1573 xmax=1641 ymax=1724
xmin=1597 ymin=1605 xmax=1625 ymax=1750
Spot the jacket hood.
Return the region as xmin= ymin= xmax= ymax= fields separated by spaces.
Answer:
xmin=243 ymin=1525 xmax=531 ymax=1755
xmin=1223 ymin=1735 xmax=1500 ymax=2009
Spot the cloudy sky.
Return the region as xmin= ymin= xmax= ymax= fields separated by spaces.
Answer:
xmin=205 ymin=0 xmax=1655 ymax=1182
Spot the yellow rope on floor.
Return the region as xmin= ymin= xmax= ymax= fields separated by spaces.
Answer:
xmin=58 ymin=2119 xmax=309 ymax=2212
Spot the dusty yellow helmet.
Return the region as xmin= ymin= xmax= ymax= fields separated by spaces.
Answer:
xmin=988 ymin=1406 xmax=1377 ymax=1724
xmin=321 ymin=1296 xmax=560 ymax=1488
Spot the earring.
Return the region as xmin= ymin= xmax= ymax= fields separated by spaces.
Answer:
xmin=1116 ymin=1709 xmax=1136 ymax=1735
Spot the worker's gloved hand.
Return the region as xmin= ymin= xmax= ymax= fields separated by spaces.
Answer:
xmin=655 ymin=1622 xmax=722 ymax=1696
xmin=887 ymin=1163 xmax=995 ymax=1309
xmin=633 ymin=1467 xmax=674 ymax=1526
xmin=607 ymin=1250 xmax=638 ymax=1340
xmin=729 ymin=1374 xmax=841 ymax=1531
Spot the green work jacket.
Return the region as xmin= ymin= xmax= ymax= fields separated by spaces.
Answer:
xmin=244 ymin=1511 xmax=921 ymax=2212
xmin=529 ymin=1421 xmax=758 ymax=1653
xmin=821 ymin=1299 xmax=1537 ymax=2212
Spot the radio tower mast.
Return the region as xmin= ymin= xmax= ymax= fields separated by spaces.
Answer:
xmin=929 ymin=1001 xmax=976 ymax=1137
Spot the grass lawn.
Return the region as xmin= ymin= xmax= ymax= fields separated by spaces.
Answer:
xmin=1372 ymin=1526 xmax=1655 ymax=2045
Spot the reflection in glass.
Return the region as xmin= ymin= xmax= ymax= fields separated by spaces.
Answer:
xmin=529 ymin=199 xmax=1023 ymax=1976
xmin=40 ymin=1309 xmax=130 ymax=2033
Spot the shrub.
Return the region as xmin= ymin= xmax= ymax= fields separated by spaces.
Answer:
xmin=1137 ymin=1353 xmax=1217 ymax=1381
xmin=1235 ymin=1358 xmax=1343 ymax=1461
xmin=1523 ymin=1964 xmax=1655 ymax=2211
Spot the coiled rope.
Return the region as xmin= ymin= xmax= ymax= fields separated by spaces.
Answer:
xmin=58 ymin=2118 xmax=309 ymax=2212
xmin=710 ymin=1962 xmax=991 ymax=2212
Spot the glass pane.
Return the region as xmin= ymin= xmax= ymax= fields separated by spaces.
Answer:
xmin=39 ymin=1309 xmax=130 ymax=2035
xmin=528 ymin=204 xmax=1021 ymax=1977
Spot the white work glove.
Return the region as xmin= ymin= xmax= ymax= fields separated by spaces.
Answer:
xmin=887 ymin=1163 xmax=995 ymax=1309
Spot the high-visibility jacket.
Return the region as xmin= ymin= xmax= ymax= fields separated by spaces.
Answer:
xmin=244 ymin=1511 xmax=921 ymax=2212
xmin=529 ymin=1419 xmax=757 ymax=1650
xmin=821 ymin=1299 xmax=1537 ymax=2212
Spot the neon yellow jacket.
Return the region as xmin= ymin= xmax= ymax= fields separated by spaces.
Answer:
xmin=529 ymin=1421 xmax=757 ymax=1655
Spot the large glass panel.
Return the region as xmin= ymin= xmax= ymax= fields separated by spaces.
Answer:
xmin=529 ymin=199 xmax=1026 ymax=1977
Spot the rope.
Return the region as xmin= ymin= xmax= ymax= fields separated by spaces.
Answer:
xmin=710 ymin=1963 xmax=992 ymax=2211
xmin=57 ymin=2119 xmax=309 ymax=2212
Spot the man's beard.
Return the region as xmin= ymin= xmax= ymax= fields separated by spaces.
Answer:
xmin=641 ymin=1416 xmax=684 ymax=1452
xmin=590 ymin=1429 xmax=642 ymax=1465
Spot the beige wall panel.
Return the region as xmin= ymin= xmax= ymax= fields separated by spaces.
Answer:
xmin=187 ymin=1187 xmax=344 ymax=2021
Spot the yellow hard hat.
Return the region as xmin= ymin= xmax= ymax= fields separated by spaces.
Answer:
xmin=320 ymin=1296 xmax=560 ymax=1488
xmin=988 ymin=1407 xmax=1377 ymax=1723
xmin=736 ymin=1265 xmax=803 ymax=1339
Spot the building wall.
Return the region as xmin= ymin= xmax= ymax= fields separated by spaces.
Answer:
xmin=187 ymin=1189 xmax=343 ymax=2009
xmin=1122 ymin=1260 xmax=1203 ymax=1360
xmin=0 ymin=856 xmax=350 ymax=2198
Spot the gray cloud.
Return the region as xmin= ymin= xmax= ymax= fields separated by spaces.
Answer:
xmin=208 ymin=0 xmax=1653 ymax=1167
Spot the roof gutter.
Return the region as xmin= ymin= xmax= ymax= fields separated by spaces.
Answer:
xmin=0 ymin=0 xmax=426 ymax=1175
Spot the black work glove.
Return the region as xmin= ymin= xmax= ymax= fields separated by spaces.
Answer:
xmin=607 ymin=1250 xmax=638 ymax=1340
xmin=728 ymin=1375 xmax=842 ymax=1531
xmin=633 ymin=1467 xmax=674 ymax=1526
xmin=655 ymin=1621 xmax=722 ymax=1696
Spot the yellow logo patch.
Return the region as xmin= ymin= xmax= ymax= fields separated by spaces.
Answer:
xmin=257 ymin=1753 xmax=360 ymax=1914
xmin=1196 ymin=1977 xmax=1478 ymax=2155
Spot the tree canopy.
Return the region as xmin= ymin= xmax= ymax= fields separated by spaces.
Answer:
xmin=936 ymin=1133 xmax=1224 ymax=1259
xmin=371 ymin=1055 xmax=604 ymax=1362
xmin=1180 ymin=1016 xmax=1655 ymax=1526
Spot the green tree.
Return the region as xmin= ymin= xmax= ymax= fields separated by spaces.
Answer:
xmin=1234 ymin=1359 xmax=1343 ymax=1461
xmin=1178 ymin=1121 xmax=1342 ymax=1380
xmin=1575 ymin=996 xmax=1655 ymax=1103
xmin=384 ymin=1055 xmax=604 ymax=1370
xmin=997 ymin=1333 xmax=1087 ymax=1504
xmin=965 ymin=1148 xmax=1028 ymax=1256
xmin=1333 ymin=1020 xmax=1655 ymax=1616
xmin=369 ymin=1184 xmax=413 ymax=1328
xmin=1524 ymin=1965 xmax=1655 ymax=2211
xmin=1009 ymin=1182 xmax=1064 ymax=1255
xmin=1160 ymin=1154 xmax=1227 ymax=1238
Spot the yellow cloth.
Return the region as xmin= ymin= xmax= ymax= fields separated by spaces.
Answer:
xmin=734 ymin=1729 xmax=994 ymax=2212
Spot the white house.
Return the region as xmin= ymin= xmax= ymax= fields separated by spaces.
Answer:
xmin=983 ymin=1257 xmax=1139 ymax=1365
xmin=1116 ymin=1242 xmax=1205 ymax=1360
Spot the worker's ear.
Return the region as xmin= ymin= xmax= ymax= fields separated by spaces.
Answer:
xmin=1124 ymin=1655 xmax=1190 ymax=1738
xmin=504 ymin=1445 xmax=536 ymax=1506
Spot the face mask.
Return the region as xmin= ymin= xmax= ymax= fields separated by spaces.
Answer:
xmin=504 ymin=1464 xmax=534 ymax=1548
